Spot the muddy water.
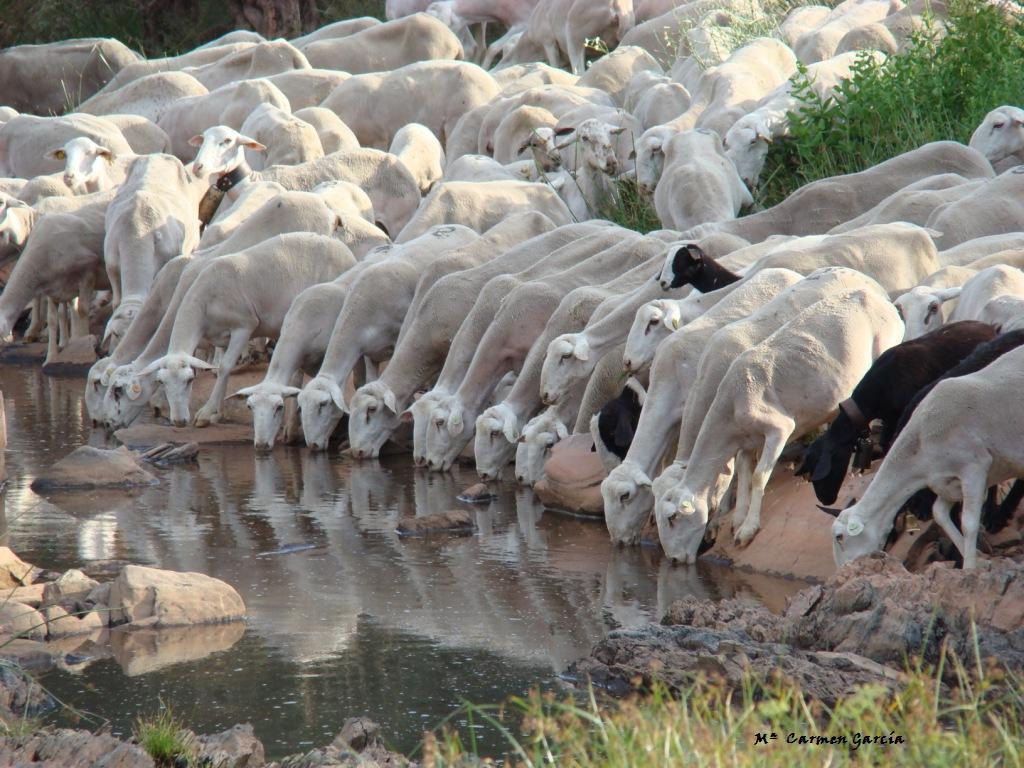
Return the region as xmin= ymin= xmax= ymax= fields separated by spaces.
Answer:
xmin=0 ymin=365 xmax=805 ymax=758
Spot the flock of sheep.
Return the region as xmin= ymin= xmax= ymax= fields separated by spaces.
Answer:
xmin=1 ymin=0 xmax=1024 ymax=576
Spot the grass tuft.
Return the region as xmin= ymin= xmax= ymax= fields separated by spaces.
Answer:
xmin=134 ymin=699 xmax=196 ymax=767
xmin=603 ymin=179 xmax=662 ymax=234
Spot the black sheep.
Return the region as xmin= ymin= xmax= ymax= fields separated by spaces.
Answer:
xmin=657 ymin=244 xmax=742 ymax=292
xmin=591 ymin=379 xmax=645 ymax=461
xmin=797 ymin=321 xmax=998 ymax=505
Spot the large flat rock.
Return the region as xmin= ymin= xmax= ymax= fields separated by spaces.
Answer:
xmin=30 ymin=446 xmax=156 ymax=492
xmin=41 ymin=335 xmax=98 ymax=376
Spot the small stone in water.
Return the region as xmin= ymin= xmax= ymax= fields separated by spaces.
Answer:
xmin=457 ymin=483 xmax=497 ymax=503
xmin=396 ymin=509 xmax=475 ymax=537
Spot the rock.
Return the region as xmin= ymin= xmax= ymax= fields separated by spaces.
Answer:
xmin=115 ymin=422 xmax=254 ymax=448
xmin=1 ymin=582 xmax=45 ymax=607
xmin=0 ymin=663 xmax=56 ymax=720
xmin=0 ymin=639 xmax=58 ymax=671
xmin=662 ymin=595 xmax=785 ymax=643
xmin=85 ymin=581 xmax=112 ymax=610
xmin=41 ymin=334 xmax=98 ymax=375
xmin=110 ymin=622 xmax=246 ymax=676
xmin=108 ymin=565 xmax=246 ymax=628
xmin=396 ymin=509 xmax=474 ymax=537
xmin=534 ymin=434 xmax=605 ymax=517
xmin=43 ymin=605 xmax=106 ymax=639
xmin=786 ymin=552 xmax=1024 ymax=667
xmin=197 ymin=723 xmax=265 ymax=768
xmin=705 ymin=467 xmax=876 ymax=582
xmin=0 ymin=601 xmax=47 ymax=641
xmin=0 ymin=547 xmax=35 ymax=587
xmin=568 ymin=623 xmax=904 ymax=705
xmin=42 ymin=569 xmax=101 ymax=609
xmin=457 ymin=483 xmax=497 ymax=503
xmin=0 ymin=728 xmax=155 ymax=767
xmin=30 ymin=446 xmax=156 ymax=492
xmin=335 ymin=717 xmax=380 ymax=753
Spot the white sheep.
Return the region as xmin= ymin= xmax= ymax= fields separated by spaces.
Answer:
xmin=239 ymin=103 xmax=325 ymax=170
xmin=388 ymin=123 xmax=446 ymax=194
xmin=141 ymin=233 xmax=356 ymax=427
xmin=833 ymin=345 xmax=1024 ymax=570
xmin=654 ymin=129 xmax=752 ymax=232
xmin=346 ymin=223 xmax=596 ymax=461
xmin=599 ymin=268 xmax=805 ymax=546
xmin=947 ymin=265 xmax=1024 ymax=325
xmin=549 ymin=119 xmax=625 ymax=220
xmin=296 ymin=225 xmax=478 ymax=451
xmin=893 ymin=265 xmax=977 ymax=340
xmin=969 ymin=105 xmax=1024 ymax=172
xmin=655 ymin=288 xmax=902 ymax=557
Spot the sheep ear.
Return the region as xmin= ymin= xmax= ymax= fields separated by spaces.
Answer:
xmin=609 ymin=126 xmax=625 ymax=136
xmin=328 ymin=380 xmax=348 ymax=412
xmin=230 ymin=385 xmax=258 ymax=398
xmin=502 ymin=423 xmax=519 ymax=444
xmin=554 ymin=138 xmax=575 ymax=151
xmin=554 ymin=126 xmax=575 ymax=137
xmin=650 ymin=137 xmax=663 ymax=153
xmin=186 ymin=354 xmax=215 ymax=371
xmin=572 ymin=341 xmax=590 ymax=362
xmin=817 ymin=504 xmax=842 ymax=517
xmin=238 ymin=135 xmax=266 ymax=151
xmin=935 ymin=287 xmax=962 ymax=303
xmin=139 ymin=357 xmax=168 ymax=377
xmin=662 ymin=303 xmax=683 ymax=330
xmin=555 ymin=421 xmax=569 ymax=440
xmin=126 ymin=380 xmax=144 ymax=400
xmin=188 ymin=135 xmax=205 ymax=147
xmin=382 ymin=389 xmax=397 ymax=413
xmin=281 ymin=386 xmax=302 ymax=398
xmin=846 ymin=516 xmax=864 ymax=536
xmin=400 ymin=409 xmax=414 ymax=423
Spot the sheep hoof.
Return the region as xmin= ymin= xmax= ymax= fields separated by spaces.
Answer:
xmin=733 ymin=526 xmax=758 ymax=548
xmin=193 ymin=408 xmax=220 ymax=428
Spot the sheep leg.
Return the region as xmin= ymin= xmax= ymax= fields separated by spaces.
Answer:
xmin=194 ymin=328 xmax=252 ymax=427
xmin=23 ymin=298 xmax=44 ymax=342
xmin=363 ymin=356 xmax=378 ymax=383
xmin=930 ymin=495 xmax=966 ymax=558
xmin=735 ymin=426 xmax=792 ymax=547
xmin=566 ymin=37 xmax=586 ymax=76
xmin=730 ymin=449 xmax=754 ymax=533
xmin=71 ymin=273 xmax=95 ymax=338
xmin=543 ymin=41 xmax=562 ymax=70
xmin=959 ymin=469 xmax=989 ymax=570
xmin=44 ymin=299 xmax=60 ymax=366
xmin=473 ymin=22 xmax=487 ymax=64
xmin=57 ymin=302 xmax=70 ymax=348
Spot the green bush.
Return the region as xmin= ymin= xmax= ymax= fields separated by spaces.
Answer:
xmin=756 ymin=0 xmax=1024 ymax=208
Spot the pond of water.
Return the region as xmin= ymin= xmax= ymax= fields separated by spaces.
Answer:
xmin=0 ymin=364 xmax=804 ymax=758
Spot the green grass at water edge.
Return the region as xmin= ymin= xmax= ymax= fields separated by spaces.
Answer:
xmin=134 ymin=699 xmax=197 ymax=767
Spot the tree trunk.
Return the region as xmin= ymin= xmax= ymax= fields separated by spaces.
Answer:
xmin=227 ymin=0 xmax=319 ymax=38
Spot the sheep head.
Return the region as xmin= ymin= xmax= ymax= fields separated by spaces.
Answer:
xmin=655 ymin=483 xmax=710 ymax=564
xmin=723 ymin=113 xmax=773 ymax=189
xmin=474 ymin=403 xmax=519 ymax=481
xmin=893 ymin=286 xmax=960 ymax=341
xmin=348 ymin=381 xmax=401 ymax=460
xmin=102 ymin=297 xmax=143 ymax=352
xmin=625 ymin=300 xmax=682 ymax=372
xmin=297 ymin=376 xmax=347 ymax=452
xmin=0 ymin=198 xmax=33 ymax=248
xmin=141 ymin=353 xmax=213 ymax=427
xmin=557 ymin=119 xmax=624 ymax=175
xmin=541 ymin=333 xmax=592 ymax=404
xmin=658 ymin=243 xmax=708 ymax=290
xmin=635 ymin=127 xmax=673 ymax=195
xmin=189 ymin=125 xmax=265 ymax=184
xmin=601 ymin=460 xmax=655 ymax=544
xmin=103 ymin=363 xmax=161 ymax=428
xmin=969 ymin=105 xmax=1024 ymax=166
xmin=52 ymin=137 xmax=114 ymax=192
xmin=235 ymin=382 xmax=302 ymax=451
xmin=407 ymin=390 xmax=447 ymax=467
xmin=516 ymin=411 xmax=569 ymax=486
xmin=423 ymin=395 xmax=466 ymax=472
xmin=85 ymin=356 xmax=115 ymax=425
xmin=832 ymin=504 xmax=878 ymax=567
